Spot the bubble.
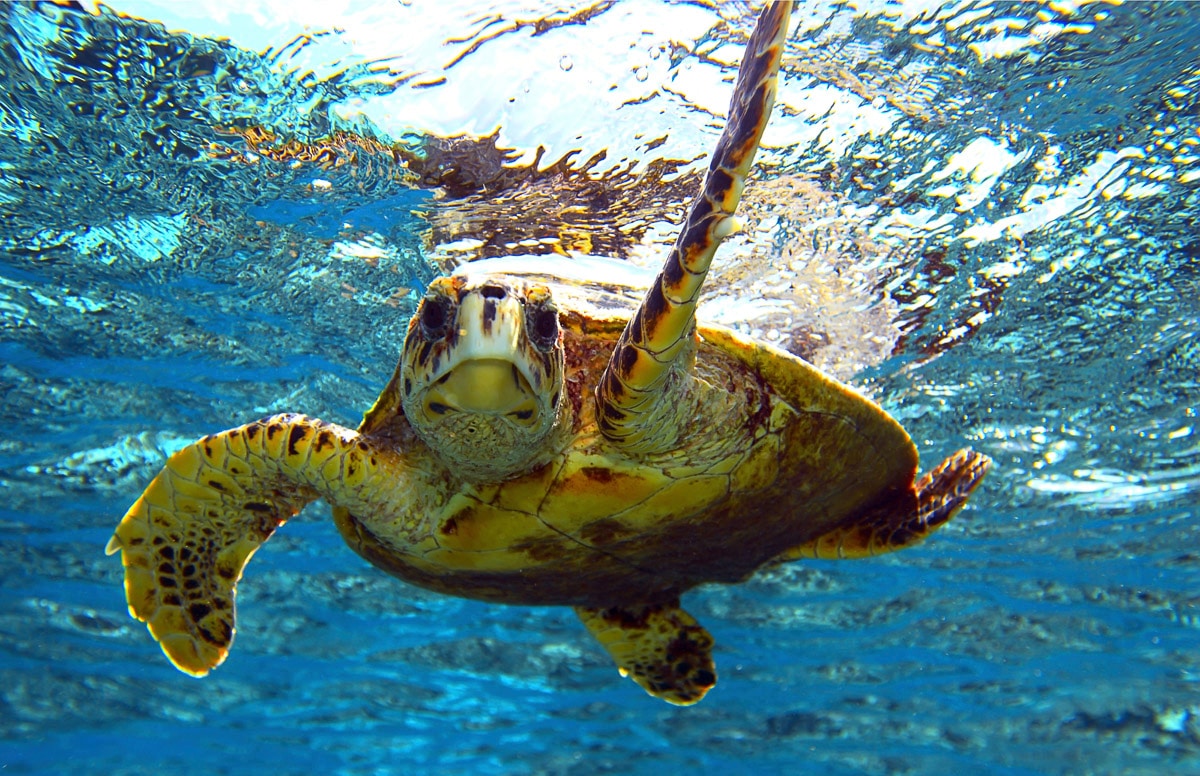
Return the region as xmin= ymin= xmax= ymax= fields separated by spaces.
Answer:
xmin=633 ymin=66 xmax=648 ymax=83
xmin=559 ymin=55 xmax=573 ymax=72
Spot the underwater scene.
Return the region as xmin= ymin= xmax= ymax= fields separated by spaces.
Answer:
xmin=1 ymin=0 xmax=1197 ymax=773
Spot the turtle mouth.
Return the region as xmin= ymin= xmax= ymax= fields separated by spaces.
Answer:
xmin=422 ymin=358 xmax=541 ymax=427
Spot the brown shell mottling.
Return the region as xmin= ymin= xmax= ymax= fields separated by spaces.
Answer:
xmin=334 ymin=308 xmax=918 ymax=608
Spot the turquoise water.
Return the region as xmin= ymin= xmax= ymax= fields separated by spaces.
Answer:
xmin=2 ymin=1 xmax=1198 ymax=773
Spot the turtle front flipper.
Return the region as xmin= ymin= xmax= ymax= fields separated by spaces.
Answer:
xmin=781 ymin=448 xmax=992 ymax=560
xmin=106 ymin=413 xmax=389 ymax=675
xmin=595 ymin=2 xmax=791 ymax=453
xmin=575 ymin=599 xmax=716 ymax=705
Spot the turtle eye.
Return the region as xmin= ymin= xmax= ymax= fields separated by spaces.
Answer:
xmin=527 ymin=304 xmax=560 ymax=352
xmin=419 ymin=294 xmax=454 ymax=340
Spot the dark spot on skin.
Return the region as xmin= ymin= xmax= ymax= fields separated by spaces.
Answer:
xmin=159 ymin=546 xmax=174 ymax=560
xmin=702 ymin=168 xmax=734 ymax=200
xmin=188 ymin=603 xmax=211 ymax=620
xmin=695 ymin=669 xmax=716 ymax=687
xmin=266 ymin=424 xmax=282 ymax=440
xmin=482 ymin=298 xmax=497 ymax=333
xmin=514 ymin=536 xmax=565 ymax=562
xmin=663 ymin=249 xmax=684 ymax=289
xmin=600 ymin=370 xmax=625 ymax=406
xmin=184 ymin=579 xmax=200 ymax=590
xmin=157 ymin=562 xmax=175 ymax=574
xmin=202 ymin=442 xmax=214 ymax=459
xmin=245 ymin=424 xmax=260 ymax=441
xmin=511 ymin=409 xmax=533 ymax=421
xmin=666 ymin=633 xmax=706 ymax=662
xmin=216 ymin=566 xmax=235 ymax=580
xmin=686 ymin=193 xmax=716 ymax=226
xmin=163 ymin=593 xmax=181 ymax=606
xmin=207 ymin=479 xmax=226 ymax=492
xmin=159 ymin=577 xmax=177 ymax=588
xmin=601 ymin=399 xmax=625 ymax=422
xmin=600 ymin=603 xmax=661 ymax=630
xmin=440 ymin=517 xmax=458 ymax=536
xmin=182 ymin=564 xmax=196 ymax=577
xmin=287 ymin=425 xmax=306 ymax=457
xmin=618 ymin=343 xmax=637 ymax=376
xmin=629 ymin=307 xmax=645 ymax=339
xmin=596 ymin=415 xmax=615 ymax=436
xmin=747 ymin=373 xmax=772 ymax=432
xmin=580 ymin=518 xmax=629 ymax=545
xmin=550 ymin=390 xmax=560 ymax=408
xmin=313 ymin=430 xmax=334 ymax=453
xmin=417 ymin=340 xmax=433 ymax=366
xmin=178 ymin=547 xmax=193 ymax=561
xmin=403 ymin=377 xmax=412 ymax=396
xmin=641 ymin=282 xmax=670 ymax=335
xmin=680 ymin=220 xmax=712 ymax=267
xmin=581 ymin=466 xmax=615 ymax=483
xmin=429 ymin=401 xmax=450 ymax=415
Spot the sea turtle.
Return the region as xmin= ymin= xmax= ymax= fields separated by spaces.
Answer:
xmin=107 ymin=2 xmax=990 ymax=705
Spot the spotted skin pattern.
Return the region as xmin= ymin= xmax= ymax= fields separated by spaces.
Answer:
xmin=108 ymin=2 xmax=993 ymax=705
xmin=576 ymin=600 xmax=716 ymax=705
xmin=106 ymin=414 xmax=392 ymax=675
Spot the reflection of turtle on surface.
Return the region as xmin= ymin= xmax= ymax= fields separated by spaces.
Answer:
xmin=108 ymin=2 xmax=990 ymax=705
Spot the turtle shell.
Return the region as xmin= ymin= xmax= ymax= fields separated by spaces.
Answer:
xmin=334 ymin=258 xmax=918 ymax=607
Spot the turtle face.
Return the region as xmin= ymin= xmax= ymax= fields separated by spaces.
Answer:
xmin=400 ymin=275 xmax=565 ymax=481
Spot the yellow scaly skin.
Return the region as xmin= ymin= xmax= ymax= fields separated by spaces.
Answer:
xmin=105 ymin=414 xmax=408 ymax=676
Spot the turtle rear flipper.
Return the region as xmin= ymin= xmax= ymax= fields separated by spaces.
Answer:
xmin=780 ymin=448 xmax=992 ymax=561
xmin=106 ymin=413 xmax=382 ymax=675
xmin=575 ymin=599 xmax=716 ymax=705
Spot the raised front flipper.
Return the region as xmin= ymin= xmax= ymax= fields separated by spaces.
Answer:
xmin=106 ymin=413 xmax=388 ymax=675
xmin=575 ymin=599 xmax=716 ymax=705
xmin=595 ymin=2 xmax=792 ymax=452
xmin=782 ymin=448 xmax=992 ymax=560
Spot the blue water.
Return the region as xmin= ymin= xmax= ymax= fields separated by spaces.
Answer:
xmin=2 ymin=1 xmax=1198 ymax=774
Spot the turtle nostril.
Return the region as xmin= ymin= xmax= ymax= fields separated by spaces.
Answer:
xmin=480 ymin=284 xmax=506 ymax=300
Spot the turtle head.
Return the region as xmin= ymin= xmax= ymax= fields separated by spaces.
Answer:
xmin=399 ymin=275 xmax=565 ymax=481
